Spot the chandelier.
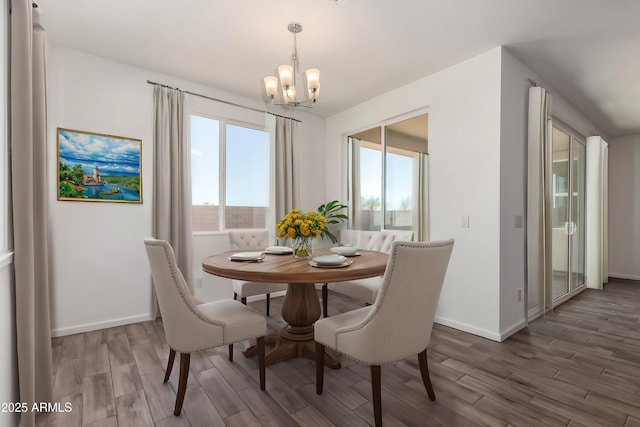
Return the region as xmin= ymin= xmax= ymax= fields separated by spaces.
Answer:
xmin=263 ymin=23 xmax=320 ymax=109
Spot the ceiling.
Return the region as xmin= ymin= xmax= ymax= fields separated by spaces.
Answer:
xmin=38 ymin=0 xmax=640 ymax=137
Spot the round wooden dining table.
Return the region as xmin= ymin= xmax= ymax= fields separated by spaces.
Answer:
xmin=202 ymin=248 xmax=389 ymax=369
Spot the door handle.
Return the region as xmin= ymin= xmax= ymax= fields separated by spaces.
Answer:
xmin=563 ymin=221 xmax=577 ymax=235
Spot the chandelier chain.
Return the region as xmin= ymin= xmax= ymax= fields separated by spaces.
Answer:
xmin=292 ymin=33 xmax=300 ymax=73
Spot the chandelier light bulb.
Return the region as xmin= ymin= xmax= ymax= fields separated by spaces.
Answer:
xmin=264 ymin=76 xmax=278 ymax=98
xmin=306 ymin=68 xmax=320 ymax=91
xmin=278 ymin=65 xmax=293 ymax=89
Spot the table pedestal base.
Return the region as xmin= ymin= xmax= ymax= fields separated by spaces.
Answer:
xmin=242 ymin=282 xmax=341 ymax=369
xmin=242 ymin=329 xmax=341 ymax=369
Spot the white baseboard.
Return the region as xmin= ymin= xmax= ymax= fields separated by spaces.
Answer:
xmin=51 ymin=291 xmax=291 ymax=337
xmin=608 ymin=273 xmax=640 ymax=281
xmin=434 ymin=315 xmax=502 ymax=342
xmin=499 ymin=319 xmax=528 ymax=341
xmin=51 ymin=313 xmax=156 ymax=337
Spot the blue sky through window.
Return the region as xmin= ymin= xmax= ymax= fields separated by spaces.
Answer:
xmin=359 ymin=147 xmax=413 ymax=210
xmin=191 ymin=115 xmax=269 ymax=207
xmin=191 ymin=115 xmax=219 ymax=205
xmin=225 ymin=124 xmax=269 ymax=207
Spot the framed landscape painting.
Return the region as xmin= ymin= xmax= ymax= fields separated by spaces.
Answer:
xmin=57 ymin=128 xmax=142 ymax=203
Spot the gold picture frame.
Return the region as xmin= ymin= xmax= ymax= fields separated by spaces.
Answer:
xmin=57 ymin=128 xmax=142 ymax=203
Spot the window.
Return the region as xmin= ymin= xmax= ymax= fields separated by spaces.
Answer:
xmin=191 ymin=114 xmax=270 ymax=231
xmin=348 ymin=114 xmax=428 ymax=235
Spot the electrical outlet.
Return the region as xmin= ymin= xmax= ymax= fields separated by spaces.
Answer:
xmin=461 ymin=215 xmax=470 ymax=228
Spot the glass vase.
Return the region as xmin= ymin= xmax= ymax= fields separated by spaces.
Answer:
xmin=292 ymin=236 xmax=313 ymax=259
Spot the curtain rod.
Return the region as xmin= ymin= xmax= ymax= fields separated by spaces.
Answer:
xmin=146 ymin=80 xmax=301 ymax=123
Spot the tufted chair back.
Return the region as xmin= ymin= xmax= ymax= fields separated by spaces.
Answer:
xmin=228 ymin=229 xmax=271 ymax=251
xmin=227 ymin=229 xmax=286 ymax=317
xmin=339 ymin=230 xmax=414 ymax=254
xmin=144 ymin=238 xmax=224 ymax=353
xmin=315 ymin=239 xmax=454 ymax=427
xmin=316 ymin=239 xmax=454 ymax=364
xmin=144 ymin=237 xmax=267 ymax=416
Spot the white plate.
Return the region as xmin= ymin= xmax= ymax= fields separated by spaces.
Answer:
xmin=330 ymin=247 xmax=359 ymax=256
xmin=264 ymin=246 xmax=293 ymax=255
xmin=228 ymin=252 xmax=265 ymax=262
xmin=312 ymin=254 xmax=347 ymax=266
xmin=309 ymin=260 xmax=353 ymax=268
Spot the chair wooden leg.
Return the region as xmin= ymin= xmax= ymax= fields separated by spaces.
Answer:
xmin=257 ymin=336 xmax=266 ymax=390
xmin=418 ymin=349 xmax=436 ymax=401
xmin=371 ymin=365 xmax=382 ymax=427
xmin=322 ymin=284 xmax=329 ymax=317
xmin=266 ymin=293 xmax=271 ymax=317
xmin=316 ymin=342 xmax=325 ymax=394
xmin=228 ymin=344 xmax=234 ymax=362
xmin=174 ymin=353 xmax=191 ymax=416
xmin=164 ymin=349 xmax=176 ymax=383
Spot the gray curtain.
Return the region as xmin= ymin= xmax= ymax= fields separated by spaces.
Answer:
xmin=416 ymin=152 xmax=429 ymax=242
xmin=152 ymin=86 xmax=193 ymax=289
xmin=348 ymin=137 xmax=362 ymax=229
xmin=10 ymin=2 xmax=53 ymax=426
xmin=527 ymin=86 xmax=553 ymax=317
xmin=273 ymin=115 xmax=298 ymax=220
xmin=585 ymin=136 xmax=609 ymax=289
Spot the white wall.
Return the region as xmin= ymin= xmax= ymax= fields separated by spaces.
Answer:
xmin=498 ymin=49 xmax=529 ymax=337
xmin=326 ymin=47 xmax=504 ymax=340
xmin=326 ymin=46 xmax=608 ymax=341
xmin=608 ymin=135 xmax=640 ymax=280
xmin=498 ymin=48 xmax=607 ymax=336
xmin=48 ymin=47 xmax=325 ymax=335
xmin=48 ymin=48 xmax=156 ymax=335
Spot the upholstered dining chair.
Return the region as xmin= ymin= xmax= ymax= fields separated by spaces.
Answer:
xmin=228 ymin=229 xmax=287 ymax=316
xmin=321 ymin=230 xmax=414 ymax=317
xmin=315 ymin=239 xmax=454 ymax=427
xmin=144 ymin=238 xmax=267 ymax=416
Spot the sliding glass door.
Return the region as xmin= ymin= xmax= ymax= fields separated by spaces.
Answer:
xmin=550 ymin=123 xmax=586 ymax=304
xmin=570 ymin=139 xmax=586 ymax=292
xmin=347 ymin=113 xmax=428 ymax=239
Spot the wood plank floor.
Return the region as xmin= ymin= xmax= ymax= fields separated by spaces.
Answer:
xmin=40 ymin=278 xmax=640 ymax=427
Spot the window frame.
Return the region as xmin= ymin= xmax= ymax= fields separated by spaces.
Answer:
xmin=190 ymin=112 xmax=272 ymax=233
xmin=346 ymin=111 xmax=429 ymax=235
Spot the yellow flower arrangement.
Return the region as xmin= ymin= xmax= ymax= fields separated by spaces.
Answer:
xmin=276 ymin=209 xmax=327 ymax=239
xmin=276 ymin=209 xmax=328 ymax=258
